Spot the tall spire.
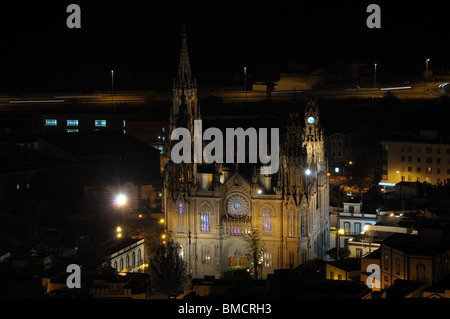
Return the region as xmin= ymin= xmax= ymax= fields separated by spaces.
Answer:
xmin=176 ymin=23 xmax=195 ymax=89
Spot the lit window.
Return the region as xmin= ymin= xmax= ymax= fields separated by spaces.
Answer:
xmin=263 ymin=252 xmax=272 ymax=267
xmin=95 ymin=120 xmax=107 ymax=127
xmin=45 ymin=119 xmax=57 ymax=126
xmin=201 ymin=245 xmax=211 ymax=264
xmin=177 ymin=202 xmax=185 ymax=233
xmin=123 ymin=120 xmax=126 ymax=127
xmin=262 ymin=206 xmax=273 ymax=235
xmin=200 ymin=204 xmax=211 ymax=233
xmin=66 ymin=119 xmax=79 ymax=126
xmin=66 ymin=129 xmax=79 ymax=133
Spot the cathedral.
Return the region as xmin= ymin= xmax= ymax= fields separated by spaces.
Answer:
xmin=162 ymin=25 xmax=330 ymax=279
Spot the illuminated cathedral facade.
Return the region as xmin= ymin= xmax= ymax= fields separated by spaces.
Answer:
xmin=163 ymin=25 xmax=330 ymax=279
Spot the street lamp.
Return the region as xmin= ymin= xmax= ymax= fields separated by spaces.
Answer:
xmin=426 ymin=58 xmax=430 ymax=85
xmin=115 ymin=193 xmax=127 ymax=206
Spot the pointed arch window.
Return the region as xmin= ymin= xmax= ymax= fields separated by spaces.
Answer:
xmin=201 ymin=245 xmax=211 ymax=264
xmin=288 ymin=206 xmax=296 ymax=238
xmin=137 ymin=248 xmax=142 ymax=265
xmin=200 ymin=204 xmax=211 ymax=233
xmin=177 ymin=202 xmax=185 ymax=233
xmin=300 ymin=208 xmax=307 ymax=237
xmin=262 ymin=206 xmax=273 ymax=235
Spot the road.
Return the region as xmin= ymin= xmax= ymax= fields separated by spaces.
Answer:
xmin=0 ymin=81 xmax=447 ymax=110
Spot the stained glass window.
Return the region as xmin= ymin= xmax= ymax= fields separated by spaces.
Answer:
xmin=178 ymin=202 xmax=185 ymax=233
xmin=200 ymin=204 xmax=211 ymax=232
xmin=262 ymin=206 xmax=273 ymax=235
xmin=226 ymin=194 xmax=249 ymax=218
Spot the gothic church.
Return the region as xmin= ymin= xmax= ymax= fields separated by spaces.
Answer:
xmin=163 ymin=25 xmax=330 ymax=279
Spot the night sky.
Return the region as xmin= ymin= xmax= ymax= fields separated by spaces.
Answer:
xmin=0 ymin=1 xmax=448 ymax=93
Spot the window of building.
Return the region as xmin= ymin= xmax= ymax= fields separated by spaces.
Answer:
xmin=201 ymin=245 xmax=211 ymax=264
xmin=95 ymin=119 xmax=107 ymax=127
xmin=263 ymin=252 xmax=272 ymax=267
xmin=437 ymin=158 xmax=441 ymax=164
xmin=45 ymin=119 xmax=57 ymax=126
xmin=426 ymin=157 xmax=432 ymax=163
xmin=288 ymin=206 xmax=296 ymax=238
xmin=66 ymin=119 xmax=79 ymax=126
xmin=229 ymin=256 xmax=237 ymax=267
xmin=344 ymin=222 xmax=351 ymax=235
xmin=239 ymin=257 xmax=247 ymax=267
xmin=408 ymin=156 xmax=412 ymax=162
xmin=338 ymin=274 xmax=343 ymax=280
xmin=437 ymin=168 xmax=441 ymax=174
xmin=408 ymin=146 xmax=412 ymax=152
xmin=338 ymin=140 xmax=342 ymax=147
xmin=401 ymin=156 xmax=405 ymax=162
xmin=200 ymin=205 xmax=211 ymax=233
xmin=437 ymin=148 xmax=441 ymax=154
xmin=330 ymin=271 xmax=335 ymax=280
xmin=332 ymin=141 xmax=336 ymax=148
xmin=354 ymin=222 xmax=361 ymax=234
xmin=447 ymin=169 xmax=450 ymax=175
xmin=417 ymin=264 xmax=425 ymax=281
xmin=396 ymin=258 xmax=400 ymax=275
xmin=427 ymin=167 xmax=432 ymax=173
xmin=417 ymin=167 xmax=421 ymax=173
xmin=447 ymin=148 xmax=450 ymax=154
xmin=66 ymin=129 xmax=79 ymax=133
xmin=408 ymin=166 xmax=412 ymax=172
xmin=417 ymin=157 xmax=421 ymax=163
xmin=426 ymin=147 xmax=432 ymax=153
xmin=262 ymin=206 xmax=273 ymax=235
xmin=301 ymin=208 xmax=307 ymax=238
xmin=356 ymin=249 xmax=362 ymax=258
xmin=177 ymin=202 xmax=185 ymax=233
xmin=137 ymin=249 xmax=141 ymax=264
xmin=384 ymin=254 xmax=389 ymax=270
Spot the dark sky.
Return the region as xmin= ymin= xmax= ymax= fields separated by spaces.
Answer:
xmin=0 ymin=1 xmax=448 ymax=93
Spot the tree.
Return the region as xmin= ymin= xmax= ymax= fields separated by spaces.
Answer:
xmin=245 ymin=229 xmax=265 ymax=280
xmin=149 ymin=238 xmax=186 ymax=298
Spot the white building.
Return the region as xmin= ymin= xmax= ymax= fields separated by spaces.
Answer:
xmin=104 ymin=238 xmax=146 ymax=274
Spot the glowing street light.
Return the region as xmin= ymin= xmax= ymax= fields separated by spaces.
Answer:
xmin=305 ymin=168 xmax=312 ymax=176
xmin=115 ymin=194 xmax=127 ymax=206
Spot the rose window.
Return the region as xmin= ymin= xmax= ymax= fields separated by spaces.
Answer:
xmin=226 ymin=194 xmax=250 ymax=218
